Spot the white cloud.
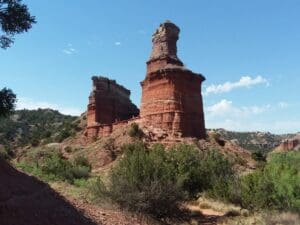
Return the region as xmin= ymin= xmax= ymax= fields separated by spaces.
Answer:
xmin=206 ymin=99 xmax=270 ymax=118
xmin=204 ymin=76 xmax=269 ymax=95
xmin=114 ymin=41 xmax=121 ymax=46
xmin=205 ymin=99 xmax=299 ymax=134
xmin=17 ymin=97 xmax=82 ymax=116
xmin=62 ymin=43 xmax=77 ymax=55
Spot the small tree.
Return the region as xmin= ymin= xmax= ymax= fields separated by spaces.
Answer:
xmin=0 ymin=88 xmax=16 ymax=117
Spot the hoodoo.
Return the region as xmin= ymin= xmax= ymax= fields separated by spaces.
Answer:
xmin=86 ymin=21 xmax=206 ymax=140
xmin=140 ymin=21 xmax=206 ymax=139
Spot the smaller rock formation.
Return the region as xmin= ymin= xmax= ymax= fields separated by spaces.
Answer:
xmin=278 ymin=134 xmax=300 ymax=151
xmin=86 ymin=76 xmax=139 ymax=138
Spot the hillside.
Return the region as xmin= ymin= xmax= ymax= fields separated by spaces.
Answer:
xmin=209 ymin=128 xmax=295 ymax=153
xmin=0 ymin=109 xmax=81 ymax=153
xmin=0 ymin=158 xmax=97 ymax=225
xmin=1 ymin=109 xmax=295 ymax=157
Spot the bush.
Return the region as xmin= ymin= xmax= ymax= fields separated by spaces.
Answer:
xmin=251 ymin=151 xmax=266 ymax=162
xmin=90 ymin=142 xmax=236 ymax=219
xmin=17 ymin=151 xmax=91 ymax=184
xmin=91 ymin=142 xmax=185 ymax=219
xmin=241 ymin=151 xmax=300 ymax=211
xmin=0 ymin=145 xmax=13 ymax=160
xmin=167 ymin=144 xmax=203 ymax=198
xmin=199 ymin=150 xmax=236 ymax=201
xmin=128 ymin=123 xmax=143 ymax=139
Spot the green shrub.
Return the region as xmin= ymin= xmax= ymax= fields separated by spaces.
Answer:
xmin=251 ymin=151 xmax=266 ymax=162
xmin=0 ymin=146 xmax=13 ymax=160
xmin=17 ymin=151 xmax=91 ymax=184
xmin=167 ymin=144 xmax=203 ymax=198
xmin=73 ymin=155 xmax=91 ymax=169
xmin=90 ymin=142 xmax=236 ymax=219
xmin=241 ymin=151 xmax=300 ymax=211
xmin=41 ymin=152 xmax=75 ymax=181
xmin=200 ymin=150 xmax=236 ymax=201
xmin=128 ymin=123 xmax=143 ymax=139
xmin=91 ymin=142 xmax=185 ymax=219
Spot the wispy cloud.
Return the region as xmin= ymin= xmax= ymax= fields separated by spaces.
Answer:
xmin=17 ymin=97 xmax=82 ymax=116
xmin=114 ymin=41 xmax=121 ymax=46
xmin=62 ymin=43 xmax=77 ymax=55
xmin=204 ymin=76 xmax=269 ymax=95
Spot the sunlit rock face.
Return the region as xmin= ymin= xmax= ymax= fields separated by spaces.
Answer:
xmin=86 ymin=76 xmax=139 ymax=137
xmin=140 ymin=21 xmax=206 ymax=139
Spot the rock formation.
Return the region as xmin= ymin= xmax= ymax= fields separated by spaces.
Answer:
xmin=86 ymin=21 xmax=206 ymax=140
xmin=278 ymin=134 xmax=300 ymax=151
xmin=140 ymin=21 xmax=206 ymax=139
xmin=86 ymin=76 xmax=139 ymax=137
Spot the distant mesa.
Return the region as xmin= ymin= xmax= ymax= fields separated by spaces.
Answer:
xmin=86 ymin=21 xmax=206 ymax=140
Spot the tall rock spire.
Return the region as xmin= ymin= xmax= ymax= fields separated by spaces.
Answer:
xmin=141 ymin=21 xmax=206 ymax=139
xmin=147 ymin=21 xmax=183 ymax=73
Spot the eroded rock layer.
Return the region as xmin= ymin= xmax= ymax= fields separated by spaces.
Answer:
xmin=140 ymin=21 xmax=206 ymax=139
xmin=87 ymin=76 xmax=139 ymax=137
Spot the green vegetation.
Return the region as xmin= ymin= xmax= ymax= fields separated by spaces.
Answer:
xmin=0 ymin=0 xmax=36 ymax=48
xmin=90 ymin=142 xmax=235 ymax=219
xmin=16 ymin=149 xmax=91 ymax=184
xmin=90 ymin=142 xmax=300 ymax=219
xmin=128 ymin=123 xmax=144 ymax=139
xmin=0 ymin=109 xmax=79 ymax=149
xmin=0 ymin=145 xmax=14 ymax=160
xmin=0 ymin=88 xmax=16 ymax=117
xmin=210 ymin=129 xmax=294 ymax=153
xmin=241 ymin=151 xmax=300 ymax=211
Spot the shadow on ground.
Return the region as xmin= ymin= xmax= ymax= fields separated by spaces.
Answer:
xmin=0 ymin=158 xmax=99 ymax=225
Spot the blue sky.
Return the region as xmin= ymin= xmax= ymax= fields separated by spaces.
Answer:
xmin=1 ymin=0 xmax=299 ymax=134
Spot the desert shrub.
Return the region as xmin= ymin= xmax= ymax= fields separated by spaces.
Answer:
xmin=64 ymin=146 xmax=72 ymax=153
xmin=30 ymin=138 xmax=40 ymax=147
xmin=71 ymin=155 xmax=91 ymax=179
xmin=128 ymin=123 xmax=143 ymax=139
xmin=17 ymin=151 xmax=91 ymax=184
xmin=41 ymin=152 xmax=75 ymax=181
xmin=55 ymin=129 xmax=72 ymax=142
xmin=73 ymin=155 xmax=91 ymax=168
xmin=167 ymin=144 xmax=203 ymax=198
xmin=90 ymin=142 xmax=236 ymax=219
xmin=91 ymin=142 xmax=185 ymax=219
xmin=197 ymin=150 xmax=236 ymax=201
xmin=241 ymin=151 xmax=300 ymax=211
xmin=0 ymin=147 xmax=9 ymax=160
xmin=251 ymin=151 xmax=266 ymax=162
xmin=0 ymin=145 xmax=14 ymax=160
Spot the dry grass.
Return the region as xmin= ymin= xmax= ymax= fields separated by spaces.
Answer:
xmin=196 ymin=196 xmax=242 ymax=216
xmin=218 ymin=214 xmax=265 ymax=225
xmin=264 ymin=212 xmax=300 ymax=225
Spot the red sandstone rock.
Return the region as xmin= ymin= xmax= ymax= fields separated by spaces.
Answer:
xmin=278 ymin=134 xmax=300 ymax=151
xmin=86 ymin=21 xmax=206 ymax=140
xmin=140 ymin=21 xmax=206 ymax=139
xmin=86 ymin=76 xmax=139 ymax=138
